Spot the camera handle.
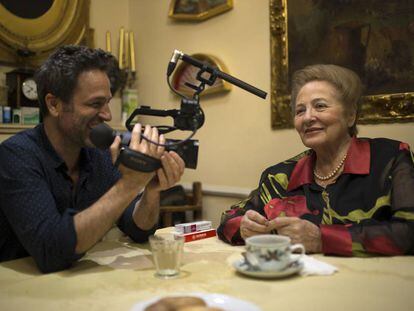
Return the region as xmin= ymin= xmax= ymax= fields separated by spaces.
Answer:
xmin=125 ymin=98 xmax=205 ymax=135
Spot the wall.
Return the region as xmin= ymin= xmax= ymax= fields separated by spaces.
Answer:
xmin=90 ymin=0 xmax=130 ymax=53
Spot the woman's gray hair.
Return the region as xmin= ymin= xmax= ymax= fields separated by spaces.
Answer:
xmin=291 ymin=64 xmax=363 ymax=137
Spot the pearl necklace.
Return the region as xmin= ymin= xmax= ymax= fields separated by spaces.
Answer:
xmin=313 ymin=153 xmax=347 ymax=181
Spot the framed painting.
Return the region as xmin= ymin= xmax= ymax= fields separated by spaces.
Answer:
xmin=270 ymin=0 xmax=414 ymax=129
xmin=0 ymin=0 xmax=92 ymax=68
xmin=169 ymin=0 xmax=233 ymax=21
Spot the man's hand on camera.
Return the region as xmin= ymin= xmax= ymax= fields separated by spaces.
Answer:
xmin=146 ymin=151 xmax=185 ymax=193
xmin=110 ymin=123 xmax=165 ymax=190
xmin=128 ymin=126 xmax=185 ymax=230
xmin=109 ymin=123 xmax=185 ymax=194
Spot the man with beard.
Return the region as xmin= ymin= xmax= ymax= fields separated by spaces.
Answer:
xmin=0 ymin=45 xmax=185 ymax=272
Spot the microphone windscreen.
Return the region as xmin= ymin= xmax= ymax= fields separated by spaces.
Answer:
xmin=90 ymin=123 xmax=115 ymax=149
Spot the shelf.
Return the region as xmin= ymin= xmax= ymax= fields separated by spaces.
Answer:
xmin=0 ymin=124 xmax=34 ymax=134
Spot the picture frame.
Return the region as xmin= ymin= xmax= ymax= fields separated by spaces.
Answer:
xmin=0 ymin=0 xmax=92 ymax=68
xmin=171 ymin=53 xmax=232 ymax=97
xmin=270 ymin=0 xmax=414 ymax=129
xmin=169 ymin=0 xmax=233 ymax=22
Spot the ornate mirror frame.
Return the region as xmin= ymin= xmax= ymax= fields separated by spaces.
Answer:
xmin=0 ymin=0 xmax=92 ymax=67
xmin=171 ymin=53 xmax=232 ymax=97
xmin=270 ymin=0 xmax=414 ymax=129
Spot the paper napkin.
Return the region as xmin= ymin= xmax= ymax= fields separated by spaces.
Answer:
xmin=299 ymin=255 xmax=338 ymax=276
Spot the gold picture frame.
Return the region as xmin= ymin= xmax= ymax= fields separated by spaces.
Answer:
xmin=0 ymin=0 xmax=92 ymax=68
xmin=169 ymin=0 xmax=233 ymax=22
xmin=270 ymin=0 xmax=414 ymax=129
xmin=171 ymin=53 xmax=232 ymax=97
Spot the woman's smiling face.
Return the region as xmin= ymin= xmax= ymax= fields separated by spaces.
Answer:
xmin=293 ymin=80 xmax=355 ymax=151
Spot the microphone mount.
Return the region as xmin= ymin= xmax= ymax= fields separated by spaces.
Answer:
xmin=126 ymin=50 xmax=215 ymax=138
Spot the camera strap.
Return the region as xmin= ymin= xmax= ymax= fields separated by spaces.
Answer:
xmin=115 ymin=147 xmax=161 ymax=172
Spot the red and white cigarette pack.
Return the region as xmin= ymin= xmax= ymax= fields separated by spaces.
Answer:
xmin=174 ymin=220 xmax=212 ymax=234
xmin=178 ymin=228 xmax=217 ymax=243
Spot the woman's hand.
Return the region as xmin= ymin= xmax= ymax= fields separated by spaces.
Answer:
xmin=240 ymin=210 xmax=274 ymax=240
xmin=269 ymin=217 xmax=322 ymax=253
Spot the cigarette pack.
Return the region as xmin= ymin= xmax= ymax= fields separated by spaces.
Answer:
xmin=178 ymin=229 xmax=217 ymax=243
xmin=175 ymin=220 xmax=212 ymax=234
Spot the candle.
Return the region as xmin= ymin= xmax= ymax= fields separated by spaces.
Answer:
xmin=106 ymin=31 xmax=111 ymax=53
xmin=130 ymin=31 xmax=136 ymax=73
xmin=119 ymin=27 xmax=124 ymax=69
xmin=124 ymin=31 xmax=129 ymax=70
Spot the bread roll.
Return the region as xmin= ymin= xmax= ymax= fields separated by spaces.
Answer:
xmin=144 ymin=296 xmax=206 ymax=311
xmin=144 ymin=300 xmax=171 ymax=311
xmin=178 ymin=306 xmax=223 ymax=311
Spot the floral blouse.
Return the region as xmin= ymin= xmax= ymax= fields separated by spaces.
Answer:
xmin=217 ymin=137 xmax=414 ymax=256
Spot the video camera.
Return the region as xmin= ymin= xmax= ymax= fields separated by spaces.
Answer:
xmin=123 ymin=98 xmax=204 ymax=169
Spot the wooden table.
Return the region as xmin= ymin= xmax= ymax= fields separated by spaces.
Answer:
xmin=0 ymin=228 xmax=413 ymax=311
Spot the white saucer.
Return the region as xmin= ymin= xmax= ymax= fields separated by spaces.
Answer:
xmin=233 ymin=258 xmax=303 ymax=279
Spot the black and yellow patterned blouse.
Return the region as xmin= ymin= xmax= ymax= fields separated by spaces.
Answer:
xmin=217 ymin=137 xmax=414 ymax=256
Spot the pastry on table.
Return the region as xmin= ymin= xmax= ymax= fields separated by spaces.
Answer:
xmin=144 ymin=296 xmax=223 ymax=311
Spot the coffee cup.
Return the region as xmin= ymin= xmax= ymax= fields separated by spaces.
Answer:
xmin=244 ymin=234 xmax=305 ymax=271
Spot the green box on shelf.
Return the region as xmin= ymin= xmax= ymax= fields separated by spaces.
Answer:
xmin=21 ymin=107 xmax=39 ymax=125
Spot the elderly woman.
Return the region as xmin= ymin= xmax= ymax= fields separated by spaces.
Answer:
xmin=217 ymin=64 xmax=414 ymax=256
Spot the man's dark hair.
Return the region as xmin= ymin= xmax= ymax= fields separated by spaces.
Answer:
xmin=35 ymin=45 xmax=120 ymax=117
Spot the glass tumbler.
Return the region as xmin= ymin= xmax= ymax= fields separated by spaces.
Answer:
xmin=149 ymin=233 xmax=184 ymax=278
